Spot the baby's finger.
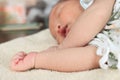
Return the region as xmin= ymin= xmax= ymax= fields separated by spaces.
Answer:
xmin=14 ymin=58 xmax=20 ymax=64
xmin=16 ymin=51 xmax=26 ymax=56
xmin=13 ymin=52 xmax=26 ymax=59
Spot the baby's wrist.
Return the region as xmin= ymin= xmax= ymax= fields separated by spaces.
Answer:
xmin=28 ymin=52 xmax=38 ymax=69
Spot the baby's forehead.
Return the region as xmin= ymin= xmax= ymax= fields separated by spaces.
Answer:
xmin=53 ymin=1 xmax=81 ymax=16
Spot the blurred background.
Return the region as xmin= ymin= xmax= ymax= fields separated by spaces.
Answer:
xmin=0 ymin=0 xmax=59 ymax=43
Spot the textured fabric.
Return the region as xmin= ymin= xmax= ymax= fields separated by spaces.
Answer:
xmin=84 ymin=0 xmax=120 ymax=69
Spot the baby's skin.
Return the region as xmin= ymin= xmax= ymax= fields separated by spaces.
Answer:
xmin=10 ymin=52 xmax=37 ymax=71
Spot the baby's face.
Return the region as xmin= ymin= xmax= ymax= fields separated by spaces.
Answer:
xmin=49 ymin=0 xmax=84 ymax=44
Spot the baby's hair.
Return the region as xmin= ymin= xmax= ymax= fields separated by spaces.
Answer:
xmin=56 ymin=0 xmax=73 ymax=5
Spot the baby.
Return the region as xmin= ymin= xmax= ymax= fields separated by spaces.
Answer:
xmin=10 ymin=0 xmax=117 ymax=72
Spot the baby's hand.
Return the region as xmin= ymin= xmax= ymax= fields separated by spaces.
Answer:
xmin=10 ymin=51 xmax=37 ymax=71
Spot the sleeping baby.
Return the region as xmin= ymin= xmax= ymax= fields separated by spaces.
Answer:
xmin=10 ymin=0 xmax=120 ymax=72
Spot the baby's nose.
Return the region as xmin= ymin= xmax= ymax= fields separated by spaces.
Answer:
xmin=57 ymin=24 xmax=68 ymax=37
xmin=56 ymin=25 xmax=61 ymax=32
xmin=57 ymin=25 xmax=61 ymax=29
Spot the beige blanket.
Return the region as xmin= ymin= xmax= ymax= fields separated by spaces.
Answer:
xmin=0 ymin=29 xmax=120 ymax=80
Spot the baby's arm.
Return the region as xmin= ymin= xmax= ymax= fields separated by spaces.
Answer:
xmin=11 ymin=45 xmax=100 ymax=72
xmin=59 ymin=0 xmax=115 ymax=49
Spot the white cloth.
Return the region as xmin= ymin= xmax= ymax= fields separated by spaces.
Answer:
xmin=80 ymin=0 xmax=120 ymax=69
xmin=80 ymin=0 xmax=93 ymax=9
xmin=1 ymin=29 xmax=120 ymax=80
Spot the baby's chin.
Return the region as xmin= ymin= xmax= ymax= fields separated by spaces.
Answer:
xmin=56 ymin=37 xmax=65 ymax=44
